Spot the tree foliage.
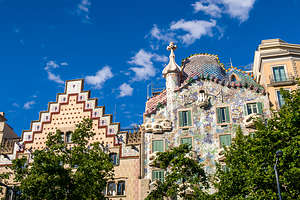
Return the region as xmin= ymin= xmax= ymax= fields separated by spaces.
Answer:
xmin=10 ymin=118 xmax=114 ymax=200
xmin=214 ymin=86 xmax=300 ymax=200
xmin=145 ymin=144 xmax=210 ymax=200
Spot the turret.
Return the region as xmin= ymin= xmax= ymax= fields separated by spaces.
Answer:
xmin=163 ymin=42 xmax=180 ymax=120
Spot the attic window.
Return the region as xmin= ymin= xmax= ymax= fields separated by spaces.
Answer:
xmin=231 ymin=75 xmax=237 ymax=82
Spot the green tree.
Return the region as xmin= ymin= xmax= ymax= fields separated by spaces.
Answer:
xmin=214 ymin=87 xmax=300 ymax=200
xmin=10 ymin=118 xmax=114 ymax=200
xmin=145 ymin=144 xmax=210 ymax=200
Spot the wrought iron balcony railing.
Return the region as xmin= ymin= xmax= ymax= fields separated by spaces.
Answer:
xmin=268 ymin=73 xmax=297 ymax=86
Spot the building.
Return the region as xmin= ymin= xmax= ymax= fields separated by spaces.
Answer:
xmin=253 ymin=39 xmax=300 ymax=109
xmin=0 ymin=80 xmax=143 ymax=200
xmin=0 ymin=112 xmax=20 ymax=199
xmin=140 ymin=42 xmax=270 ymax=195
xmin=0 ymin=112 xmax=19 ymax=156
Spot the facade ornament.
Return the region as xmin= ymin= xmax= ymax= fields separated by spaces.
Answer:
xmin=162 ymin=42 xmax=180 ymax=77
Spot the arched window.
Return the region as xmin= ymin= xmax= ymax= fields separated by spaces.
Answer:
xmin=231 ymin=75 xmax=237 ymax=82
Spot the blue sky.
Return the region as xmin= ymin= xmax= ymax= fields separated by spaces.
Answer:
xmin=1 ymin=0 xmax=300 ymax=135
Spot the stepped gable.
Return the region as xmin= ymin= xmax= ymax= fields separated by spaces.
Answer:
xmin=13 ymin=79 xmax=139 ymax=161
xmin=181 ymin=54 xmax=226 ymax=83
xmin=145 ymin=90 xmax=167 ymax=116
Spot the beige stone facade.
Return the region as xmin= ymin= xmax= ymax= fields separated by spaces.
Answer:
xmin=253 ymin=39 xmax=300 ymax=109
xmin=0 ymin=80 xmax=143 ymax=200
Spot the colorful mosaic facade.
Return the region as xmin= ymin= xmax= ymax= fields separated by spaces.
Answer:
xmin=141 ymin=43 xmax=270 ymax=194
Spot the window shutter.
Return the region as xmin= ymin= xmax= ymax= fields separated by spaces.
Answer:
xmin=244 ymin=104 xmax=248 ymax=116
xmin=226 ymin=135 xmax=231 ymax=146
xmin=220 ymin=135 xmax=231 ymax=147
xmin=159 ymin=170 xmax=164 ymax=182
xmin=153 ymin=140 xmax=163 ymax=152
xmin=216 ymin=108 xmax=221 ymax=123
xmin=152 ymin=171 xmax=156 ymax=181
xmin=179 ymin=111 xmax=183 ymax=127
xmin=257 ymin=102 xmax=263 ymax=114
xmin=181 ymin=137 xmax=192 ymax=148
xmin=187 ymin=138 xmax=192 ymax=148
xmin=225 ymin=107 xmax=230 ymax=123
xmin=152 ymin=171 xmax=155 ymax=180
xmin=187 ymin=110 xmax=192 ymax=126
xmin=158 ymin=140 xmax=163 ymax=152
xmin=220 ymin=135 xmax=225 ymax=147
xmin=152 ymin=141 xmax=157 ymax=152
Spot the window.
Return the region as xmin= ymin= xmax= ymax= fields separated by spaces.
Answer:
xmin=60 ymin=133 xmax=65 ymax=142
xmin=276 ymin=90 xmax=285 ymax=107
xmin=216 ymin=107 xmax=230 ymax=124
xmin=152 ymin=140 xmax=164 ymax=152
xmin=273 ymin=66 xmax=287 ymax=82
xmin=66 ymin=132 xmax=72 ymax=143
xmin=180 ymin=137 xmax=192 ymax=148
xmin=178 ymin=110 xmax=192 ymax=127
xmin=244 ymin=102 xmax=263 ymax=115
xmin=152 ymin=170 xmax=164 ymax=182
xmin=107 ymin=182 xmax=116 ymax=196
xmin=231 ymin=75 xmax=236 ymax=82
xmin=219 ymin=135 xmax=231 ymax=147
xmin=117 ymin=181 xmax=125 ymax=195
xmin=109 ymin=153 xmax=119 ymax=166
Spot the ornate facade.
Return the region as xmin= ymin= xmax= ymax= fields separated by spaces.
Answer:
xmin=140 ymin=42 xmax=270 ymax=195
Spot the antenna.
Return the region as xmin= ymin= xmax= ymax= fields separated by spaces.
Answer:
xmin=230 ymin=58 xmax=233 ymax=67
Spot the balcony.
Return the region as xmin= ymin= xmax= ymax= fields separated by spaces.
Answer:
xmin=268 ymin=73 xmax=296 ymax=87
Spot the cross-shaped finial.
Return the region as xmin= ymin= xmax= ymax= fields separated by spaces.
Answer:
xmin=167 ymin=42 xmax=177 ymax=51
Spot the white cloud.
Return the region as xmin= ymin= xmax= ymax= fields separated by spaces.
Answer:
xmin=192 ymin=0 xmax=222 ymax=18
xmin=12 ymin=103 xmax=19 ymax=108
xmin=44 ymin=60 xmax=59 ymax=71
xmin=47 ymin=71 xmax=64 ymax=84
xmin=222 ymin=0 xmax=256 ymax=22
xmin=192 ymin=0 xmax=256 ymax=22
xmin=118 ymin=83 xmax=133 ymax=97
xmin=170 ymin=19 xmax=216 ymax=45
xmin=60 ymin=62 xmax=69 ymax=66
xmin=85 ymin=66 xmax=113 ymax=89
xmin=150 ymin=24 xmax=175 ymax=43
xmin=128 ymin=49 xmax=168 ymax=81
xmin=44 ymin=60 xmax=65 ymax=84
xmin=76 ymin=0 xmax=91 ymax=23
xmin=23 ymin=101 xmax=35 ymax=110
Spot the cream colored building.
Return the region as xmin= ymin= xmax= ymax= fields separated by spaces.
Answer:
xmin=253 ymin=39 xmax=300 ymax=109
xmin=0 ymin=80 xmax=143 ymax=200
